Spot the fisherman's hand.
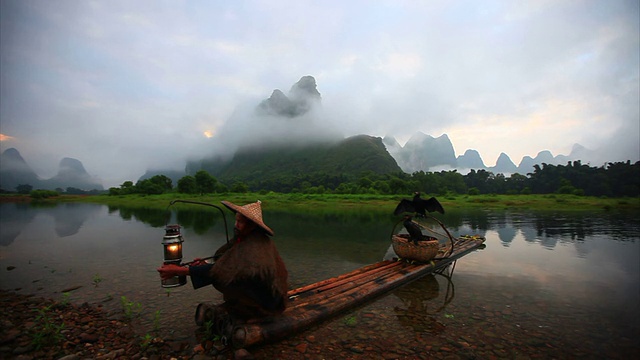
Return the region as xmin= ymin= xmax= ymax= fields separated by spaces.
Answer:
xmin=190 ymin=257 xmax=208 ymax=266
xmin=157 ymin=263 xmax=188 ymax=280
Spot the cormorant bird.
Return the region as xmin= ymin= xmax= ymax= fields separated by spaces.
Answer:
xmin=393 ymin=192 xmax=445 ymax=217
xmin=403 ymin=215 xmax=424 ymax=245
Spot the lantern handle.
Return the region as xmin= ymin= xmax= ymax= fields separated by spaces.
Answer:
xmin=168 ymin=200 xmax=230 ymax=244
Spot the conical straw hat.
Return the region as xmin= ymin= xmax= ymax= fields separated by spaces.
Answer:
xmin=221 ymin=200 xmax=274 ymax=236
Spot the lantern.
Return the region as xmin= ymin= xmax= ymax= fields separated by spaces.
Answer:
xmin=161 ymin=224 xmax=187 ymax=288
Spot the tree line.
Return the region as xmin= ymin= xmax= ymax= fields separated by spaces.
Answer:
xmin=106 ymin=160 xmax=639 ymax=197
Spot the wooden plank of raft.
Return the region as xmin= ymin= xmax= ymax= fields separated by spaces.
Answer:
xmin=230 ymin=236 xmax=485 ymax=349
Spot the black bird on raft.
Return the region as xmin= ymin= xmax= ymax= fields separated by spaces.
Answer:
xmin=393 ymin=192 xmax=445 ymax=217
xmin=403 ymin=215 xmax=424 ymax=245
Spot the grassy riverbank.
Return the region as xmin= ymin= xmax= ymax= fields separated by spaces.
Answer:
xmin=5 ymin=193 xmax=638 ymax=212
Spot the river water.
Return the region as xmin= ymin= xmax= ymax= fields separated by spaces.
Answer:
xmin=0 ymin=201 xmax=638 ymax=358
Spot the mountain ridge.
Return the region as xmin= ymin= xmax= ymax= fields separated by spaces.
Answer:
xmin=0 ymin=148 xmax=103 ymax=191
xmin=1 ymin=75 xmax=606 ymax=189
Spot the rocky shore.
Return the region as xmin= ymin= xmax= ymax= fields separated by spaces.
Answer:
xmin=0 ymin=290 xmax=200 ymax=360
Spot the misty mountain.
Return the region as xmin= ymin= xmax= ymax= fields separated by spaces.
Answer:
xmin=382 ymin=130 xmax=598 ymax=175
xmin=384 ymin=132 xmax=457 ymax=173
xmin=189 ymin=76 xmax=400 ymax=184
xmin=518 ymin=150 xmax=555 ymax=174
xmin=257 ymin=75 xmax=322 ymax=118
xmin=491 ymin=153 xmax=518 ymax=174
xmin=44 ymin=158 xmax=104 ymax=191
xmin=0 ymin=148 xmax=103 ymax=191
xmin=457 ymin=149 xmax=486 ymax=169
xmin=515 ymin=145 xmax=598 ymax=174
xmin=0 ymin=148 xmax=42 ymax=190
xmin=189 ymin=135 xmax=402 ymax=182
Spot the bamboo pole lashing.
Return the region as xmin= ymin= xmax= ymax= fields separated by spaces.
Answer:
xmin=287 ymin=260 xmax=395 ymax=297
xmin=311 ymin=261 xmax=403 ymax=293
xmin=290 ymin=261 xmax=409 ymax=309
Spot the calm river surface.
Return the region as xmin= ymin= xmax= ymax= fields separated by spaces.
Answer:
xmin=0 ymin=201 xmax=638 ymax=358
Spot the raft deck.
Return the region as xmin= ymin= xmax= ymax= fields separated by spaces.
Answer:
xmin=224 ymin=235 xmax=486 ymax=349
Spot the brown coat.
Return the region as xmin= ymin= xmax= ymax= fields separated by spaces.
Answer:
xmin=209 ymin=229 xmax=289 ymax=318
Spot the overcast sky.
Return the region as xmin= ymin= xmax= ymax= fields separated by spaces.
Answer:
xmin=1 ymin=0 xmax=638 ymax=187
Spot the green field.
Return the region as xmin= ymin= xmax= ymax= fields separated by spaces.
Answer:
xmin=5 ymin=193 xmax=638 ymax=213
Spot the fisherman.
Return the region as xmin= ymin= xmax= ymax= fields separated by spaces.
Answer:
xmin=157 ymin=200 xmax=289 ymax=322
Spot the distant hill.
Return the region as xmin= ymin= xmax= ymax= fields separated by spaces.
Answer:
xmin=456 ymin=149 xmax=486 ymax=169
xmin=187 ymin=76 xmax=401 ymax=184
xmin=257 ymin=75 xmax=322 ymax=118
xmin=491 ymin=153 xmax=518 ymax=174
xmin=382 ymin=131 xmax=597 ymax=175
xmin=384 ymin=132 xmax=457 ymax=173
xmin=44 ymin=157 xmax=103 ymax=190
xmin=0 ymin=148 xmax=103 ymax=191
xmin=189 ymin=135 xmax=402 ymax=182
xmin=0 ymin=148 xmax=42 ymax=190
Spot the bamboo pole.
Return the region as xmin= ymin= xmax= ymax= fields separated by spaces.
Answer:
xmin=289 ymin=261 xmax=409 ymax=309
xmin=312 ymin=261 xmax=403 ymax=293
xmin=287 ymin=260 xmax=395 ymax=297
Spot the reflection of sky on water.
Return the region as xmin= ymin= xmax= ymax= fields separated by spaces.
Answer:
xmin=0 ymin=203 xmax=103 ymax=246
xmin=0 ymin=203 xmax=638 ymax=345
xmin=0 ymin=203 xmax=35 ymax=246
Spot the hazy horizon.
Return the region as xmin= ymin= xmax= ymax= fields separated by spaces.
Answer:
xmin=1 ymin=0 xmax=638 ymax=188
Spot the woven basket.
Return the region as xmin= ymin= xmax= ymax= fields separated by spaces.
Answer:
xmin=391 ymin=234 xmax=440 ymax=262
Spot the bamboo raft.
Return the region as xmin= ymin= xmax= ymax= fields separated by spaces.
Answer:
xmin=213 ymin=234 xmax=486 ymax=349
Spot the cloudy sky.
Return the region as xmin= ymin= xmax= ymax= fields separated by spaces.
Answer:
xmin=1 ymin=0 xmax=638 ymax=187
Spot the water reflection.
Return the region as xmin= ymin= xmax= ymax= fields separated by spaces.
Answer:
xmin=392 ymin=270 xmax=456 ymax=334
xmin=50 ymin=203 xmax=102 ymax=237
xmin=2 ymin=203 xmax=637 ymax=257
xmin=0 ymin=202 xmax=103 ymax=245
xmin=0 ymin=202 xmax=638 ymax=358
xmin=0 ymin=203 xmax=35 ymax=246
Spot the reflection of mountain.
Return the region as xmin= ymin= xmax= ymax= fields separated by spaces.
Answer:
xmin=496 ymin=226 xmax=517 ymax=246
xmin=0 ymin=203 xmax=36 ymax=246
xmin=46 ymin=203 xmax=102 ymax=237
xmin=534 ymin=215 xmax=594 ymax=242
xmin=103 ymin=206 xmax=635 ymax=259
xmin=0 ymin=202 xmax=102 ymax=244
xmin=520 ymin=227 xmax=538 ymax=243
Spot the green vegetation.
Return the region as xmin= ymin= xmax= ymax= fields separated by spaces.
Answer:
xmin=31 ymin=305 xmax=65 ymax=350
xmin=30 ymin=189 xmax=59 ymax=200
xmin=99 ymin=159 xmax=639 ymax=198
xmin=343 ymin=314 xmax=358 ymax=326
xmin=55 ymin=192 xmax=639 ymax=212
xmin=4 ymin=160 xmax=638 ymax=211
xmin=92 ymin=273 xmax=103 ymax=287
xmin=202 ymin=320 xmax=221 ymax=342
xmin=152 ymin=310 xmax=162 ymax=334
xmin=120 ymin=296 xmax=143 ymax=321
xmin=60 ymin=292 xmax=71 ymax=307
xmin=191 ymin=135 xmax=401 ymax=186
